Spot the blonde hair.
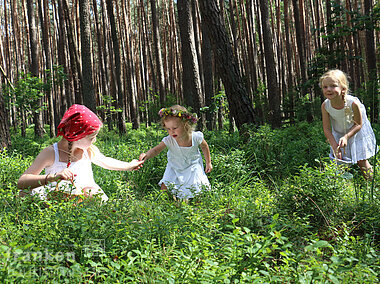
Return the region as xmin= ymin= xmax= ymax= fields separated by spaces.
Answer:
xmin=319 ymin=69 xmax=350 ymax=94
xmin=161 ymin=105 xmax=196 ymax=135
xmin=67 ymin=128 xmax=100 ymax=165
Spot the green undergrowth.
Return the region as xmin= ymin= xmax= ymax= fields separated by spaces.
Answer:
xmin=0 ymin=122 xmax=379 ymax=282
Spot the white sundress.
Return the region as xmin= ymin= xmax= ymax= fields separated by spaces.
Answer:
xmin=324 ymin=95 xmax=378 ymax=164
xmin=159 ymin=131 xmax=210 ymax=199
xmin=31 ymin=143 xmax=108 ymax=201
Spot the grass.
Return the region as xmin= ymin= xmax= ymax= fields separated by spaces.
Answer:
xmin=0 ymin=121 xmax=379 ymax=283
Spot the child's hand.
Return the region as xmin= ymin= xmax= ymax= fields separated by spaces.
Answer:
xmin=129 ymin=159 xmax=144 ymax=171
xmin=334 ymin=146 xmax=343 ymax=160
xmin=139 ymin=153 xmax=147 ymax=161
xmin=205 ymin=163 xmax=213 ymax=173
xmin=338 ymin=135 xmax=348 ymax=149
xmin=55 ymin=168 xmax=76 ymax=182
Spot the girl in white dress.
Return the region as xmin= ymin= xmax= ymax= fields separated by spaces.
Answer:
xmin=18 ymin=104 xmax=144 ymax=202
xmin=139 ymin=105 xmax=212 ymax=200
xmin=320 ymin=69 xmax=377 ymax=179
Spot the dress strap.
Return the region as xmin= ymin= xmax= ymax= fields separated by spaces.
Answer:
xmin=53 ymin=143 xmax=60 ymax=164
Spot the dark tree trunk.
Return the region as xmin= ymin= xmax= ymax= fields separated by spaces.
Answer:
xmin=0 ymin=73 xmax=11 ymax=149
xmin=79 ymin=0 xmax=96 ymax=112
xmin=27 ymin=0 xmax=44 ymax=138
xmin=363 ymin=0 xmax=378 ymax=123
xmin=259 ymin=0 xmax=281 ymax=128
xmin=106 ymin=0 xmax=127 ymax=134
xmin=201 ymin=23 xmax=215 ymax=130
xmin=177 ymin=0 xmax=203 ymax=126
xmin=38 ymin=0 xmax=55 ymax=137
xmin=292 ymin=0 xmax=312 ymax=122
xmin=150 ymin=0 xmax=166 ymax=104
xmin=62 ymin=0 xmax=82 ymax=105
xmin=198 ymin=0 xmax=256 ymax=130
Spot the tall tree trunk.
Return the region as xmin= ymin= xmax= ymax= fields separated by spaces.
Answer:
xmin=62 ymin=0 xmax=82 ymax=105
xmin=27 ymin=0 xmax=44 ymax=138
xmin=79 ymin=0 xmax=96 ymax=112
xmin=121 ymin=0 xmax=140 ymax=129
xmin=150 ymin=0 xmax=166 ymax=104
xmin=106 ymin=0 xmax=127 ymax=134
xmin=363 ymin=0 xmax=378 ymax=123
xmin=177 ymin=0 xmax=203 ymax=128
xmin=292 ymin=0 xmax=312 ymax=122
xmin=201 ymin=23 xmax=215 ymax=130
xmin=38 ymin=0 xmax=55 ymax=137
xmin=0 ymin=71 xmax=11 ymax=149
xmin=259 ymin=0 xmax=281 ymax=128
xmin=198 ymin=0 xmax=256 ymax=130
xmin=283 ymin=0 xmax=295 ymax=123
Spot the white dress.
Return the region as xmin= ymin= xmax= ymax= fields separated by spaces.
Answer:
xmin=324 ymin=95 xmax=378 ymax=164
xmin=159 ymin=131 xmax=210 ymax=199
xmin=31 ymin=143 xmax=108 ymax=201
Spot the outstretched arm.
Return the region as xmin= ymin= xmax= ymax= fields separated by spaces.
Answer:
xmin=91 ymin=145 xmax=144 ymax=171
xmin=139 ymin=141 xmax=166 ymax=161
xmin=200 ymin=139 xmax=212 ymax=173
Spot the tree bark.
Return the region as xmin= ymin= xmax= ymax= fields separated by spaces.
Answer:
xmin=106 ymin=0 xmax=127 ymax=134
xmin=259 ymin=0 xmax=281 ymax=128
xmin=79 ymin=0 xmax=96 ymax=112
xmin=177 ymin=0 xmax=203 ymax=127
xmin=150 ymin=0 xmax=166 ymax=104
xmin=363 ymin=0 xmax=378 ymax=122
xmin=38 ymin=0 xmax=56 ymax=137
xmin=27 ymin=0 xmax=44 ymax=138
xmin=198 ymin=0 xmax=256 ymax=130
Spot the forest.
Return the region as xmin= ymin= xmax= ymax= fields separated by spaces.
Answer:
xmin=0 ymin=0 xmax=379 ymax=282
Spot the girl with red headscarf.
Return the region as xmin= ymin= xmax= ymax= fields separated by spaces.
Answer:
xmin=18 ymin=104 xmax=144 ymax=201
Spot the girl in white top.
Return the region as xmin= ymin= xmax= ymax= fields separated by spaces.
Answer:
xmin=17 ymin=104 xmax=144 ymax=201
xmin=320 ymin=69 xmax=377 ymax=179
xmin=139 ymin=105 xmax=212 ymax=200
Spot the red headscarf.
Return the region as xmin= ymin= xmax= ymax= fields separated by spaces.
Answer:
xmin=57 ymin=104 xmax=102 ymax=142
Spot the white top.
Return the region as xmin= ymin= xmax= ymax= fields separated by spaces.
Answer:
xmin=31 ymin=143 xmax=108 ymax=201
xmin=159 ymin=131 xmax=210 ymax=199
xmin=324 ymin=95 xmax=377 ymax=164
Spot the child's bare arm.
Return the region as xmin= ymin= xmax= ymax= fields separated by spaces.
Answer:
xmin=321 ymin=102 xmax=341 ymax=158
xmin=200 ymin=139 xmax=212 ymax=173
xmin=139 ymin=142 xmax=166 ymax=161
xmin=91 ymin=145 xmax=144 ymax=171
xmin=17 ymin=146 xmax=56 ymax=189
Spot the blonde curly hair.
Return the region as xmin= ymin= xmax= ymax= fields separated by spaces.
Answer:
xmin=159 ymin=105 xmax=197 ymax=135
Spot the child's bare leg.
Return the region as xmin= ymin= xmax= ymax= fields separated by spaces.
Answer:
xmin=357 ymin=159 xmax=373 ymax=180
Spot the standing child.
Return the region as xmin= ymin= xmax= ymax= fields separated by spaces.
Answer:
xmin=139 ymin=105 xmax=212 ymax=200
xmin=320 ymin=69 xmax=377 ymax=179
xmin=17 ymin=104 xmax=144 ymax=201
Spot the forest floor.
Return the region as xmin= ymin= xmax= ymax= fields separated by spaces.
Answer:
xmin=1 ymin=121 xmax=379 ymax=283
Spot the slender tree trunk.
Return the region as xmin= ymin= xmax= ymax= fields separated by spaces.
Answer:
xmin=363 ymin=0 xmax=378 ymax=122
xmin=202 ymin=23 xmax=215 ymax=130
xmin=106 ymin=0 xmax=127 ymax=134
xmin=79 ymin=0 xmax=96 ymax=112
xmin=62 ymin=0 xmax=82 ymax=105
xmin=198 ymin=0 xmax=256 ymax=130
xmin=292 ymin=0 xmax=312 ymax=121
xmin=27 ymin=0 xmax=44 ymax=137
xmin=259 ymin=0 xmax=281 ymax=128
xmin=122 ymin=0 xmax=140 ymax=129
xmin=150 ymin=0 xmax=166 ymax=103
xmin=38 ymin=0 xmax=55 ymax=137
xmin=0 ymin=73 xmax=11 ymax=148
